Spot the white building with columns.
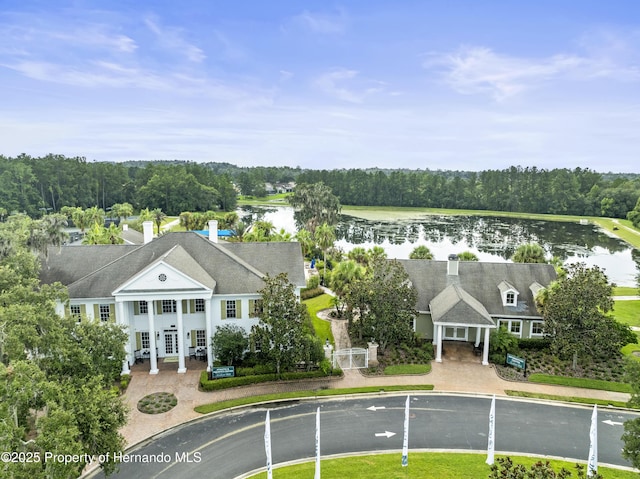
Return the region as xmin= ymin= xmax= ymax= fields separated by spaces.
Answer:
xmin=39 ymin=221 xmax=306 ymax=375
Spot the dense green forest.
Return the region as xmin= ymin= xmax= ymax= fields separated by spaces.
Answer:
xmin=1 ymin=154 xmax=639 ymax=220
xmin=0 ymin=154 xmax=238 ymax=216
xmin=298 ymin=167 xmax=640 ymax=218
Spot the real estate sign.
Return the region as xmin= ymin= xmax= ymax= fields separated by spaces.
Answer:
xmin=506 ymin=353 xmax=526 ymax=370
xmin=211 ymin=366 xmax=235 ymax=379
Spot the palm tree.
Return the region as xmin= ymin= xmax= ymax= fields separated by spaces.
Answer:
xmin=151 ymin=208 xmax=167 ymax=235
xmin=329 ymin=260 xmax=365 ymax=297
xmin=512 ymin=243 xmax=546 ymax=263
xmin=314 ymin=223 xmax=336 ymax=285
xmin=409 ymin=245 xmax=433 ymax=259
xmin=294 ymin=228 xmax=314 ymax=258
xmin=457 ymin=251 xmax=479 ymax=261
xmin=347 ymin=246 xmax=368 ymax=265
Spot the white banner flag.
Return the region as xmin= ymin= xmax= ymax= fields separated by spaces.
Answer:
xmin=588 ymin=405 xmax=598 ymax=477
xmin=486 ymin=395 xmax=496 ymax=465
xmin=402 ymin=395 xmax=410 ymax=467
xmin=315 ymin=407 xmax=321 ymax=479
xmin=265 ymin=410 xmax=273 ymax=479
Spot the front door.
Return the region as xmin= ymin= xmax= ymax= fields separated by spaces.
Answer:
xmin=164 ymin=330 xmax=178 ymax=356
xmin=443 ymin=326 xmax=468 ymax=341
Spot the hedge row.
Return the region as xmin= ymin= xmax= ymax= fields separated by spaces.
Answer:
xmin=301 ymin=287 xmax=324 ymax=300
xmin=517 ymin=338 xmax=551 ymax=350
xmin=199 ymin=369 xmax=342 ymax=392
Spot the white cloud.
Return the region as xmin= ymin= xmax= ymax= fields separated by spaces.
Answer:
xmin=290 ymin=8 xmax=348 ymax=35
xmin=144 ymin=15 xmax=205 ymax=63
xmin=426 ymin=40 xmax=640 ymax=101
xmin=426 ymin=46 xmax=586 ymax=101
xmin=314 ymin=68 xmax=384 ymax=103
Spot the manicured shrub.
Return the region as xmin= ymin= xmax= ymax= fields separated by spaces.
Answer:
xmin=199 ymin=369 xmax=342 ymax=392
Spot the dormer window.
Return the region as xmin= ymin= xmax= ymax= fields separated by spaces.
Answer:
xmin=498 ymin=280 xmax=519 ymax=307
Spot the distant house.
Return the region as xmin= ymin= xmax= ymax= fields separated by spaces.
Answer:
xmin=264 ymin=182 xmax=276 ymax=195
xmin=275 ymin=182 xmax=296 ymax=194
xmin=39 ymin=221 xmax=305 ymax=375
xmin=398 ymin=255 xmax=556 ymax=365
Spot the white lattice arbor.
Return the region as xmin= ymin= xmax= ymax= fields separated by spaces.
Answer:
xmin=332 ymin=348 xmax=369 ymax=369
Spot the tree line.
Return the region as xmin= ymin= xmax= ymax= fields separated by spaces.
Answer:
xmin=0 ymin=154 xmax=237 ymax=217
xmin=3 ymin=155 xmax=640 ymax=221
xmin=297 ymin=166 xmax=640 ymax=218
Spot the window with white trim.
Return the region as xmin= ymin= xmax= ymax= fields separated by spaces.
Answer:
xmin=531 ymin=321 xmax=544 ymax=336
xmin=196 ymin=329 xmax=206 ymax=347
xmin=99 ymin=304 xmax=111 ymax=322
xmin=140 ymin=331 xmax=150 ymax=349
xmin=162 ymin=300 xmax=177 ymax=313
xmin=70 ymin=304 xmax=82 ymax=322
xmin=139 ymin=301 xmax=148 ymax=314
xmin=506 ymin=292 xmax=516 ymax=305
xmin=226 ymin=300 xmax=237 ymax=319
xmin=509 ymin=320 xmax=522 ymax=336
xmin=195 ymin=298 xmax=205 ymax=312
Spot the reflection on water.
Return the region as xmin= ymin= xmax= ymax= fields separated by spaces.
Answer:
xmin=239 ymin=206 xmax=640 ymax=286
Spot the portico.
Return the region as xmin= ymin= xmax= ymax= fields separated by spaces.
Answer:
xmin=430 ymin=283 xmax=496 ymax=365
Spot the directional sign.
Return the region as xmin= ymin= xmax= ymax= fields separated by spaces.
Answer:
xmin=506 ymin=353 xmax=526 ymax=370
xmin=602 ymin=420 xmax=624 ymax=426
xmin=375 ymin=431 xmax=396 ymax=438
xmin=367 ymin=406 xmax=386 ymax=412
xmin=210 ymin=366 xmax=235 ymax=379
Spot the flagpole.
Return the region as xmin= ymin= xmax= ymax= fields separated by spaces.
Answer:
xmin=588 ymin=405 xmax=598 ymax=477
xmin=315 ymin=407 xmax=321 ymax=479
xmin=265 ymin=410 xmax=273 ymax=479
xmin=486 ymin=395 xmax=495 ymax=465
xmin=402 ymin=395 xmax=410 ymax=467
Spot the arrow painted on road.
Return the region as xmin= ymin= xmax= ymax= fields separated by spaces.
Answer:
xmin=602 ymin=420 xmax=624 ymax=426
xmin=367 ymin=406 xmax=386 ymax=412
xmin=375 ymin=431 xmax=396 ymax=438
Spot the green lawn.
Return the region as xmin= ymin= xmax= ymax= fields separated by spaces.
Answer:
xmin=505 ymin=390 xmax=630 ymax=409
xmin=303 ymin=294 xmax=335 ymax=345
xmin=592 ymin=218 xmax=640 ymax=249
xmin=614 ymin=286 xmax=640 ymax=296
xmin=248 ymin=452 xmax=637 ymax=479
xmin=384 ymin=364 xmax=431 ymax=375
xmin=238 ymin=193 xmax=292 ymax=206
xmin=527 ymin=373 xmax=632 ymax=393
xmin=612 ymin=300 xmax=640 ymax=327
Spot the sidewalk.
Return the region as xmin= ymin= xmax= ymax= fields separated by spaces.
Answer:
xmin=119 ymin=313 xmax=632 ymax=449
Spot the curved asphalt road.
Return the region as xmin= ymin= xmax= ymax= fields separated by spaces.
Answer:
xmin=89 ymin=395 xmax=640 ymax=479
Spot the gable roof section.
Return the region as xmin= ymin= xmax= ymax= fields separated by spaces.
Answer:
xmin=497 ymin=280 xmax=518 ymax=294
xmin=398 ymin=260 xmax=556 ymax=318
xmin=41 ymin=232 xmax=305 ymax=299
xmin=430 ymin=284 xmax=494 ymax=326
xmin=111 ymin=245 xmax=216 ymax=295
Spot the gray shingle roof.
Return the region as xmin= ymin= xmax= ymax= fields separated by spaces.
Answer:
xmin=397 ymin=259 xmax=556 ymax=318
xmin=430 ymin=284 xmax=494 ymax=325
xmin=40 ymin=233 xmax=305 ymax=299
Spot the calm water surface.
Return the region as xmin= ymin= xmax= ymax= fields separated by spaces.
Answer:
xmin=240 ymin=206 xmax=640 ymax=287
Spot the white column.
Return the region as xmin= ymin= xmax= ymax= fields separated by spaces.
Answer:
xmin=435 ymin=324 xmax=443 ymax=363
xmin=177 ymin=299 xmax=186 ymax=374
xmin=432 ymin=322 xmax=438 ymax=346
xmin=117 ymin=300 xmax=131 ymax=375
xmin=475 ymin=326 xmax=481 ymax=347
xmin=205 ymin=299 xmax=213 ymax=372
xmin=482 ymin=327 xmax=491 ymax=366
xmin=148 ymin=303 xmax=159 ymax=374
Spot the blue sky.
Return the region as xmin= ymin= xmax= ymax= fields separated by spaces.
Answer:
xmin=1 ymin=1 xmax=639 ymax=172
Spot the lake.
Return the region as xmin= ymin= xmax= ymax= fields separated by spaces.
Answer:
xmin=239 ymin=205 xmax=640 ymax=287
